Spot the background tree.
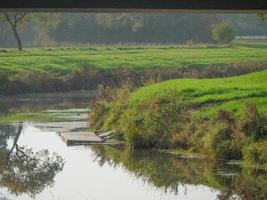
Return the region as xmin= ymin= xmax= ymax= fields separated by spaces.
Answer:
xmin=0 ymin=13 xmax=60 ymax=51
xmin=2 ymin=13 xmax=26 ymax=51
xmin=212 ymin=21 xmax=235 ymax=44
xmin=1 ymin=13 xmax=266 ymax=47
xmin=258 ymin=13 xmax=267 ymax=21
xmin=96 ymin=13 xmax=144 ymax=32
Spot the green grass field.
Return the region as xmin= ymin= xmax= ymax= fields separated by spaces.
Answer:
xmin=128 ymin=69 xmax=267 ymax=119
xmin=1 ymin=41 xmax=267 ymax=75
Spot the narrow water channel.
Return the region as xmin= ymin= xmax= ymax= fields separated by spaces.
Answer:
xmin=0 ymin=93 xmax=266 ymax=200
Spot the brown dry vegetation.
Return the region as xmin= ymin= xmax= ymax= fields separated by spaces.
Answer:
xmin=1 ymin=61 xmax=266 ymax=95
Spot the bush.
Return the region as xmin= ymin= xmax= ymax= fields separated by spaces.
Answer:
xmin=88 ymin=82 xmax=133 ymax=131
xmin=170 ymin=124 xmax=192 ymax=149
xmin=121 ymin=91 xmax=183 ymax=148
xmin=102 ymin=82 xmax=134 ymax=130
xmin=204 ymin=123 xmax=237 ymax=159
xmin=212 ymin=21 xmax=235 ymax=44
xmin=170 ymin=121 xmax=208 ymax=151
xmin=203 ymin=104 xmax=267 ymax=159
xmin=185 ymin=40 xmax=194 ymax=47
xmin=243 ymin=141 xmax=267 ymax=168
xmin=88 ymin=101 xmax=112 ymax=131
xmin=237 ymin=103 xmax=267 ymax=141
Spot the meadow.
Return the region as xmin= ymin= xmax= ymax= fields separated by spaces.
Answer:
xmin=1 ymin=41 xmax=267 ymax=75
xmin=128 ymin=69 xmax=267 ymax=118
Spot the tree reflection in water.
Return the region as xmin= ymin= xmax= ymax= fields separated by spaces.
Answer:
xmin=0 ymin=123 xmax=64 ymax=197
xmin=91 ymin=145 xmax=267 ymax=200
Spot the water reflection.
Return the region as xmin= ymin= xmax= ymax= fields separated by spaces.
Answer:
xmin=0 ymin=91 xmax=94 ymax=116
xmin=0 ymin=123 xmax=64 ymax=198
xmin=0 ymin=125 xmax=17 ymax=149
xmin=91 ymin=145 xmax=267 ymax=200
xmin=0 ymin=122 xmax=266 ymax=200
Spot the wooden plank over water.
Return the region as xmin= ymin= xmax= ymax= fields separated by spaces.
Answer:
xmin=61 ymin=132 xmax=103 ymax=146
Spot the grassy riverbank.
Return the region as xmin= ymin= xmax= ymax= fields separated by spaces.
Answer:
xmin=1 ymin=41 xmax=267 ymax=74
xmin=89 ymin=70 xmax=267 ymax=168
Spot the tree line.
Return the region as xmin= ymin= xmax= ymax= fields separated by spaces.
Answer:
xmin=0 ymin=13 xmax=267 ymax=50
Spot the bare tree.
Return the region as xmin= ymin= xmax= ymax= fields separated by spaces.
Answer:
xmin=1 ymin=13 xmax=60 ymax=51
xmin=4 ymin=13 xmax=26 ymax=51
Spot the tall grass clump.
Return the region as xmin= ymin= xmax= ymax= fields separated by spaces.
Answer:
xmin=120 ymin=91 xmax=185 ymax=148
xmin=237 ymin=103 xmax=267 ymax=140
xmin=203 ymin=110 xmax=244 ymax=159
xmin=88 ymin=82 xmax=134 ymax=131
xmin=243 ymin=141 xmax=267 ymax=168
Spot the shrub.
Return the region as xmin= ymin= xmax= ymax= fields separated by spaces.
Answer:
xmin=204 ymin=123 xmax=236 ymax=158
xmin=170 ymin=124 xmax=192 ymax=149
xmin=88 ymin=82 xmax=133 ymax=131
xmin=102 ymin=82 xmax=134 ymax=130
xmin=89 ymin=85 xmax=113 ymax=131
xmin=121 ymin=91 xmax=183 ymax=148
xmin=204 ymin=109 xmax=246 ymax=160
xmin=170 ymin=121 xmax=208 ymax=151
xmin=185 ymin=40 xmax=194 ymax=47
xmin=212 ymin=21 xmax=235 ymax=44
xmin=187 ymin=122 xmax=208 ymax=151
xmin=243 ymin=141 xmax=267 ymax=168
xmin=0 ymin=74 xmax=9 ymax=94
xmin=88 ymin=101 xmax=112 ymax=131
xmin=202 ymin=105 xmax=267 ymax=159
xmin=237 ymin=103 xmax=267 ymax=141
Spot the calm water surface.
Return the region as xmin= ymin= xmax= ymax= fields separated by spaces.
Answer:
xmin=0 ymin=93 xmax=266 ymax=200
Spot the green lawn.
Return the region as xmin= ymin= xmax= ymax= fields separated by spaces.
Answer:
xmin=1 ymin=41 xmax=267 ymax=75
xmin=128 ymin=69 xmax=267 ymax=119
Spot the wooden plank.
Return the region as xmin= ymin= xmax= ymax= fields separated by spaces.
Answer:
xmin=60 ymin=131 xmax=125 ymax=146
xmin=61 ymin=132 xmax=103 ymax=146
xmin=98 ymin=130 xmax=117 ymax=138
xmin=0 ymin=0 xmax=266 ymax=12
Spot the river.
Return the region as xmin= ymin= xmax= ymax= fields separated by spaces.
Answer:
xmin=0 ymin=92 xmax=266 ymax=200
